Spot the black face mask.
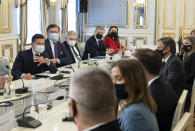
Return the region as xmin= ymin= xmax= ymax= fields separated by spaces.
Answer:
xmin=110 ymin=32 xmax=118 ymax=38
xmin=96 ymin=34 xmax=103 ymax=39
xmin=156 ymin=47 xmax=167 ymax=57
xmin=114 ymin=84 xmax=129 ymax=100
xmin=182 ymin=45 xmax=192 ymax=52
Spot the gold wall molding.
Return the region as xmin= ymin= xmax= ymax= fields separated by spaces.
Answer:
xmin=182 ymin=33 xmax=191 ymax=38
xmin=1 ymin=43 xmax=14 ymax=62
xmin=163 ymin=0 xmax=177 ymax=30
xmin=162 ymin=33 xmax=176 ymax=39
xmin=183 ymin=0 xmax=195 ymax=30
xmin=133 ymin=36 xmax=147 ymax=47
xmin=0 ymin=0 xmax=11 ymax=33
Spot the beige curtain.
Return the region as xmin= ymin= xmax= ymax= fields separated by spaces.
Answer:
xmin=42 ymin=0 xmax=50 ymax=37
xmin=61 ymin=0 xmax=68 ymax=34
xmin=16 ymin=0 xmax=28 ymax=50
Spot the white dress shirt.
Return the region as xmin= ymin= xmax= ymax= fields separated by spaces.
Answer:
xmin=148 ymin=76 xmax=159 ymax=87
xmin=49 ymin=39 xmax=60 ymax=64
xmin=69 ymin=45 xmax=81 ymax=63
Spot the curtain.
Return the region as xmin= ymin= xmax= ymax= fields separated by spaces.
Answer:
xmin=61 ymin=0 xmax=68 ymax=34
xmin=41 ymin=0 xmax=50 ymax=37
xmin=15 ymin=0 xmax=28 ymax=50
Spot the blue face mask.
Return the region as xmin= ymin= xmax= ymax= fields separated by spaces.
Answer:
xmin=114 ymin=84 xmax=129 ymax=100
xmin=49 ymin=33 xmax=59 ymax=41
xmin=34 ymin=45 xmax=45 ymax=54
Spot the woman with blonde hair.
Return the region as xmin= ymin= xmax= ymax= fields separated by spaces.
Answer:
xmin=111 ymin=59 xmax=159 ymax=131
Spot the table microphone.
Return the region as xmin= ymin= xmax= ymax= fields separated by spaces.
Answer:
xmin=6 ymin=65 xmax=28 ymax=94
xmin=17 ymin=95 xmax=64 ymax=128
xmin=50 ymin=68 xmax=63 ymax=80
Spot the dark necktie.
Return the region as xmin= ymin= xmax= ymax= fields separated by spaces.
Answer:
xmin=54 ymin=42 xmax=58 ymax=58
xmin=161 ymin=61 xmax=166 ymax=70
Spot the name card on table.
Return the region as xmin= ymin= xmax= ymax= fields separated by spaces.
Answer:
xmin=29 ymin=78 xmax=46 ymax=92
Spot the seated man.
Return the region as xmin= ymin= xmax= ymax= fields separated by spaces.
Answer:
xmin=82 ymin=26 xmax=112 ymax=60
xmin=63 ymin=31 xmax=82 ymax=63
xmin=156 ymin=37 xmax=185 ymax=97
xmin=69 ymin=67 xmax=121 ymax=131
xmin=133 ymin=48 xmax=178 ymax=131
xmin=45 ymin=24 xmax=73 ymax=67
xmin=12 ymin=34 xmax=57 ymax=80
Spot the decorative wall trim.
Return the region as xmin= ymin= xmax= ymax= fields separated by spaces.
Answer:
xmin=0 ymin=0 xmax=11 ymax=33
xmin=163 ymin=0 xmax=176 ymax=30
xmin=133 ymin=36 xmax=147 ymax=47
xmin=183 ymin=0 xmax=195 ymax=30
xmin=1 ymin=43 xmax=13 ymax=62
xmin=162 ymin=33 xmax=175 ymax=39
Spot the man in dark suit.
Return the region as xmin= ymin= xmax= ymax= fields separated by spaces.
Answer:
xmin=133 ymin=48 xmax=178 ymax=131
xmin=82 ymin=26 xmax=113 ymax=60
xmin=63 ymin=31 xmax=82 ymax=63
xmin=156 ymin=37 xmax=186 ymax=97
xmin=69 ymin=67 xmax=121 ymax=131
xmin=12 ymin=34 xmax=57 ymax=80
xmin=45 ymin=24 xmax=73 ymax=67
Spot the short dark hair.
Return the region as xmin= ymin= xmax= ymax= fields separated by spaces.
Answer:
xmin=133 ymin=48 xmax=162 ymax=75
xmin=191 ymin=29 xmax=195 ymax=35
xmin=158 ymin=37 xmax=176 ymax=54
xmin=46 ymin=24 xmax=60 ymax=32
xmin=32 ymin=34 xmax=45 ymax=43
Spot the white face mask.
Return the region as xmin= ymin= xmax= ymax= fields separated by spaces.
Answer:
xmin=67 ymin=40 xmax=76 ymax=47
xmin=34 ymin=45 xmax=45 ymax=54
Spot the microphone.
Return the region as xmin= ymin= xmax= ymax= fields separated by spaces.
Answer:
xmin=17 ymin=96 xmax=64 ymax=128
xmin=6 ymin=65 xmax=28 ymax=94
xmin=50 ymin=68 xmax=63 ymax=80
xmin=69 ymin=65 xmax=75 ymax=72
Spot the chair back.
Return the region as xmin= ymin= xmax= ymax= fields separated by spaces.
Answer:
xmin=171 ymin=89 xmax=188 ymax=130
xmin=187 ymin=79 xmax=195 ymax=131
xmin=172 ymin=112 xmax=192 ymax=131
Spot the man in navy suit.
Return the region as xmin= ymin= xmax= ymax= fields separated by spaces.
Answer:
xmin=156 ymin=37 xmax=186 ymax=97
xmin=45 ymin=24 xmax=73 ymax=67
xmin=82 ymin=26 xmax=113 ymax=60
xmin=12 ymin=34 xmax=57 ymax=80
xmin=63 ymin=31 xmax=82 ymax=63
xmin=133 ymin=48 xmax=178 ymax=131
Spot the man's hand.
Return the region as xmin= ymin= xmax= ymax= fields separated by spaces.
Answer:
xmin=34 ymin=56 xmax=49 ymax=66
xmin=21 ymin=73 xmax=32 ymax=80
xmin=50 ymin=58 xmax=58 ymax=64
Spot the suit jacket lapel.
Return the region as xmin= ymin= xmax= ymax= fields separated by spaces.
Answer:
xmin=161 ymin=55 xmax=174 ymax=74
xmin=45 ymin=39 xmax=54 ymax=58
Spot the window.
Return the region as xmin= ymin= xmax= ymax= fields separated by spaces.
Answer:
xmin=26 ymin=0 xmax=42 ymax=44
xmin=68 ymin=0 xmax=77 ymax=31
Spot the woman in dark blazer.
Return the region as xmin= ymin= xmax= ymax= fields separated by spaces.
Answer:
xmin=182 ymin=36 xmax=195 ymax=91
xmin=111 ymin=59 xmax=159 ymax=131
xmin=181 ymin=36 xmax=195 ymax=111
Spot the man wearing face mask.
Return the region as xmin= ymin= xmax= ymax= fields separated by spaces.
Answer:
xmin=82 ymin=26 xmax=111 ymax=60
xmin=63 ymin=31 xmax=82 ymax=63
xmin=11 ymin=34 xmax=57 ymax=80
xmin=45 ymin=24 xmax=73 ymax=67
xmin=156 ymin=37 xmax=185 ymax=97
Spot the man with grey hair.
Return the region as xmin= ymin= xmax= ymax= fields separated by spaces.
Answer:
xmin=63 ymin=31 xmax=82 ymax=63
xmin=69 ymin=67 xmax=122 ymax=131
xmin=82 ymin=26 xmax=112 ymax=60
